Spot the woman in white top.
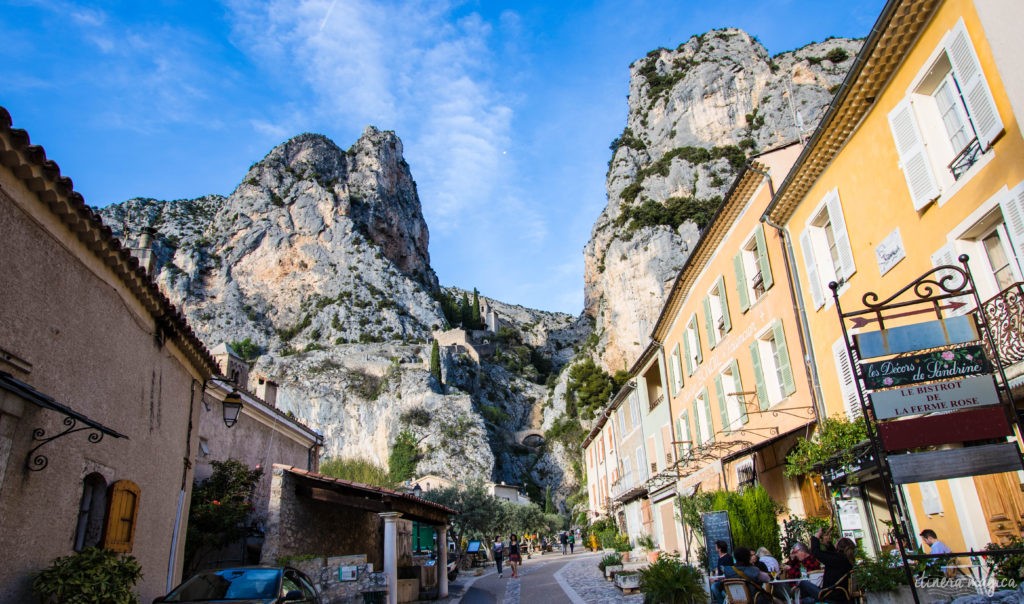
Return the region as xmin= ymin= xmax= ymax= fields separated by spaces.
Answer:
xmin=755 ymin=546 xmax=781 ymax=574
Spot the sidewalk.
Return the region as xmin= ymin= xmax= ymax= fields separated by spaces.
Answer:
xmin=554 ymin=552 xmax=644 ymax=604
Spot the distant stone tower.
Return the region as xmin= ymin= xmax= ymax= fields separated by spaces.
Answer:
xmin=480 ymin=299 xmax=499 ymax=333
xmin=210 ymin=342 xmax=250 ymax=389
xmin=129 ymin=226 xmax=157 ymax=275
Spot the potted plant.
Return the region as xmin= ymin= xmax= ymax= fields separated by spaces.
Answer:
xmin=637 ymin=533 xmax=660 ymax=563
xmin=639 ymin=553 xmax=708 ymax=603
xmin=599 ymin=552 xmax=624 ymax=580
xmin=33 ymin=547 xmax=142 ymax=604
xmin=615 ymin=571 xmax=641 ymax=592
xmin=853 ymin=550 xmax=909 ymax=604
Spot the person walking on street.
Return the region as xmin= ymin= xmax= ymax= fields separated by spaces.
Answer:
xmin=920 ymin=529 xmax=954 ymax=576
xmin=560 ymin=531 xmax=568 ymax=555
xmin=492 ymin=535 xmax=505 ymax=578
xmin=508 ymin=534 xmax=522 ymax=578
xmin=569 ymin=532 xmax=575 ymax=554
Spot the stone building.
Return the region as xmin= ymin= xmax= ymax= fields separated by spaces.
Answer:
xmin=0 ymin=106 xmax=220 ymax=601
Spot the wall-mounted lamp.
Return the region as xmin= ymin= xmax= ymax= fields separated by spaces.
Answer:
xmin=221 ymin=389 xmax=243 ymax=428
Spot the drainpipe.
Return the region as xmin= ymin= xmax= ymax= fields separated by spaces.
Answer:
xmin=750 ymin=165 xmax=826 ymax=425
xmin=168 ymin=380 xmax=199 ymax=591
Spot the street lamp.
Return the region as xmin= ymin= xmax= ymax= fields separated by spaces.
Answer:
xmin=221 ymin=389 xmax=243 ymax=428
xmin=412 ymin=483 xmax=423 ymax=498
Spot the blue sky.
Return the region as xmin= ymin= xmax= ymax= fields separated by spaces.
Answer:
xmin=1 ymin=0 xmax=885 ymax=314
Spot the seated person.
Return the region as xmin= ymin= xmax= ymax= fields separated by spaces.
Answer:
xmin=781 ymin=544 xmax=821 ymax=579
xmin=797 ymin=528 xmax=855 ymax=603
xmin=710 ymin=540 xmax=736 ymax=604
xmin=755 ymin=547 xmax=781 ymax=575
xmin=723 ymin=548 xmax=774 ymax=604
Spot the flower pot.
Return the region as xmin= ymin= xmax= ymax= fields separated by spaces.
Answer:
xmin=620 ymin=552 xmax=630 ymax=563
xmin=615 ymin=572 xmax=641 ymax=591
xmin=605 ymin=564 xmax=623 ymax=580
xmin=647 ymin=550 xmax=661 ymax=563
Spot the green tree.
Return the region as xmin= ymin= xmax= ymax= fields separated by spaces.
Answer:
xmin=421 ymin=482 xmax=502 ymax=549
xmin=319 ymin=457 xmax=393 ymax=488
xmin=459 ymin=292 xmax=472 ymax=329
xmin=430 ymin=339 xmax=442 ymax=387
xmin=567 ymin=358 xmax=615 ymax=420
xmin=544 ymin=485 xmax=555 ymax=514
xmin=388 ymin=429 xmax=420 ymax=484
xmin=184 ymin=459 xmax=262 ymax=574
xmin=472 ymin=288 xmax=482 ymax=329
xmin=228 ymin=337 xmax=261 ymax=361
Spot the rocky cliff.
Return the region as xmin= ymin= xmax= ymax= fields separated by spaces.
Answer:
xmin=585 ymin=29 xmax=861 ymax=370
xmin=101 ymin=129 xmax=586 ymax=502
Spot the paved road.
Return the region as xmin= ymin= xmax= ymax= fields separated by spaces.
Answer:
xmin=445 ymin=550 xmax=645 ymax=604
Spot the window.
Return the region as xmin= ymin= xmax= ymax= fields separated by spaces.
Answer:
xmin=704 ymin=277 xmax=731 ymax=348
xmin=800 ymin=189 xmax=855 ymax=309
xmin=683 ymin=315 xmax=702 ymax=376
xmin=936 ymin=182 xmax=1024 ymax=303
xmin=676 ymin=411 xmax=692 ymax=461
xmin=618 ymin=405 xmax=627 ymax=436
xmin=888 ymin=18 xmax=1004 ymax=209
xmin=622 ymin=457 xmax=633 ymax=487
xmin=103 ymin=480 xmax=141 ymax=553
xmin=832 ymin=338 xmax=862 ymax=420
xmin=750 ymin=321 xmax=797 ymax=409
xmin=715 ymin=361 xmax=748 ymax=434
xmin=636 ymin=448 xmax=647 ymax=480
xmin=629 ymin=390 xmax=641 ymax=429
xmin=693 ymin=388 xmax=714 ymax=445
xmin=735 ymin=224 xmax=774 ymax=311
xmin=736 ymin=459 xmax=756 ymax=489
xmin=74 ymin=473 xmax=108 ymax=552
xmin=669 ymin=344 xmax=683 ymax=396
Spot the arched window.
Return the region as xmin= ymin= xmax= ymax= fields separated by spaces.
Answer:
xmin=74 ymin=473 xmax=107 ymax=551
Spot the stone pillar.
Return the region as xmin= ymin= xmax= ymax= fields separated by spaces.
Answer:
xmin=437 ymin=525 xmax=448 ymax=598
xmin=379 ymin=512 xmax=402 ymax=604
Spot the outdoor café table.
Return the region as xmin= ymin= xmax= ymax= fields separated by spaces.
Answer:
xmin=766 ymin=578 xmax=803 ymax=604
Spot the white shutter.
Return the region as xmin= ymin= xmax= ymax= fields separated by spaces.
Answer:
xmin=833 ymin=338 xmax=862 ymax=420
xmin=800 ymin=229 xmax=826 ymax=309
xmin=888 ymin=98 xmax=941 ymax=209
xmin=1002 ymin=182 xmax=1024 ymax=272
xmin=930 ymin=243 xmax=971 ymax=316
xmin=826 ymin=189 xmax=856 ymax=281
xmin=947 ymin=19 xmax=1004 ymax=149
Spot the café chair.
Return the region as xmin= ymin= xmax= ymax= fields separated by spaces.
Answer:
xmin=721 ymin=578 xmax=781 ymax=604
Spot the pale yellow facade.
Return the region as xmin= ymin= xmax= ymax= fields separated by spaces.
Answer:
xmin=768 ymin=0 xmax=1024 ymax=553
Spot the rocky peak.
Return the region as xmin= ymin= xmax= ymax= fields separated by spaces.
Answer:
xmin=585 ymin=29 xmax=861 ymax=370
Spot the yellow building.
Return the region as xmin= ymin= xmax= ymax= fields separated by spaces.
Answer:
xmin=766 ymin=0 xmax=1024 ymax=554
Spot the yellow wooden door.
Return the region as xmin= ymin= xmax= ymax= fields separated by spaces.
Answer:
xmin=973 ymin=472 xmax=1024 ymax=544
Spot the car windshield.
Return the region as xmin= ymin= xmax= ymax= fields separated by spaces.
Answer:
xmin=163 ymin=568 xmax=281 ymax=601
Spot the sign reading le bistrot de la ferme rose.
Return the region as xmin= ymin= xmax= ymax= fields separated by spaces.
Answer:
xmin=862 ymin=345 xmax=991 ymax=390
xmin=870 ymin=374 xmax=999 ymax=420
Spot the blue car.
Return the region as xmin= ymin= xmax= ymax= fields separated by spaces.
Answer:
xmin=154 ymin=566 xmax=321 ymax=604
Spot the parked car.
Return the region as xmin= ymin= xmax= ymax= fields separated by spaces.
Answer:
xmin=154 ymin=566 xmax=321 ymax=604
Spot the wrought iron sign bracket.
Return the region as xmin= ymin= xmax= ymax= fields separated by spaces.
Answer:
xmin=26 ymin=416 xmax=107 ymax=472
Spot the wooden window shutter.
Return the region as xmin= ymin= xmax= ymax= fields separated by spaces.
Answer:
xmin=825 ymin=190 xmax=856 ymax=281
xmin=731 ymin=359 xmax=747 ymax=425
xmin=692 ymin=316 xmax=703 ymax=365
xmin=947 ymin=19 xmax=1004 ymax=149
xmin=755 ymin=224 xmax=774 ymax=291
xmin=887 ymin=98 xmax=940 ymax=209
xmin=103 ymin=480 xmax=140 ymax=553
xmin=717 ymin=276 xmax=731 ymax=334
xmin=683 ymin=328 xmax=694 ymax=376
xmin=734 ymin=252 xmax=750 ymax=312
xmin=1002 ymin=183 xmax=1024 ymax=272
xmin=832 ymin=338 xmax=862 ymax=420
xmin=703 ymin=297 xmax=717 ymax=349
xmin=750 ymin=340 xmax=769 ymax=411
xmin=714 ymin=375 xmax=729 ymax=434
xmin=702 ymin=388 xmax=715 ymax=443
xmin=773 ymin=320 xmax=797 ymax=396
xmin=799 ymin=230 xmax=826 ymax=309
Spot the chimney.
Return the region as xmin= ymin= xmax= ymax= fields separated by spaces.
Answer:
xmin=256 ymin=376 xmax=278 ymax=408
xmin=132 ymin=226 xmax=157 ymax=275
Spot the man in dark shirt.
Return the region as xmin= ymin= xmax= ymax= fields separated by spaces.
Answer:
xmin=711 ymin=540 xmax=735 ymax=604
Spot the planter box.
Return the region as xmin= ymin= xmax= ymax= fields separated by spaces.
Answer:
xmin=864 ymin=585 xmax=970 ymax=603
xmin=615 ymin=573 xmax=641 ymax=593
xmin=605 ymin=564 xmax=623 ymax=580
xmin=397 ymin=578 xmax=419 ymax=603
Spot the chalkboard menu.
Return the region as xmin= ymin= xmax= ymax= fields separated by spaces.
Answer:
xmin=702 ymin=511 xmax=733 ymax=573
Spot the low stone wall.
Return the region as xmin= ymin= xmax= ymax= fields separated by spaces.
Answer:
xmin=291 ymin=555 xmax=388 ymax=604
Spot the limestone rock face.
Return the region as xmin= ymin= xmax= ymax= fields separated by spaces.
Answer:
xmin=100 ymin=129 xmax=588 ymax=493
xmin=585 ymin=29 xmax=860 ymax=370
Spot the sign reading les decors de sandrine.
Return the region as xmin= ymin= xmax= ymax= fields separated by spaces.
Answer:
xmin=870 ymin=374 xmax=999 ymax=420
xmin=862 ymin=345 xmax=991 ymax=390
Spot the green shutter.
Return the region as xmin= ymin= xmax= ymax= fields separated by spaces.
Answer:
xmin=774 ymin=320 xmax=797 ymax=396
xmin=692 ymin=400 xmax=702 ymax=445
xmin=731 ymin=359 xmax=747 ymax=425
xmin=750 ymin=340 xmax=770 ymax=411
xmin=693 ymin=317 xmax=703 ymax=365
xmin=734 ymin=252 xmax=750 ymax=312
xmin=703 ymin=298 xmax=716 ymax=349
xmin=702 ymin=388 xmax=715 ymax=443
xmin=683 ymin=332 xmax=694 ymax=376
xmin=718 ymin=276 xmax=731 ymax=334
xmin=714 ymin=375 xmax=729 ymax=434
xmin=755 ymin=224 xmax=773 ymax=291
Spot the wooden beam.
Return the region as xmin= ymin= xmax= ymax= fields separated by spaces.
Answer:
xmin=887 ymin=442 xmax=1022 ymax=484
xmin=878 ymin=407 xmax=1011 ymax=451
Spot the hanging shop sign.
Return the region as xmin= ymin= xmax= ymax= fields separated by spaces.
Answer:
xmin=888 ymin=442 xmax=1021 ymax=484
xmin=877 ymin=406 xmax=1011 ymax=451
xmin=869 ymin=374 xmax=999 ymax=420
xmin=855 ymin=315 xmax=980 ymax=359
xmin=861 ymin=344 xmax=991 ymax=390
